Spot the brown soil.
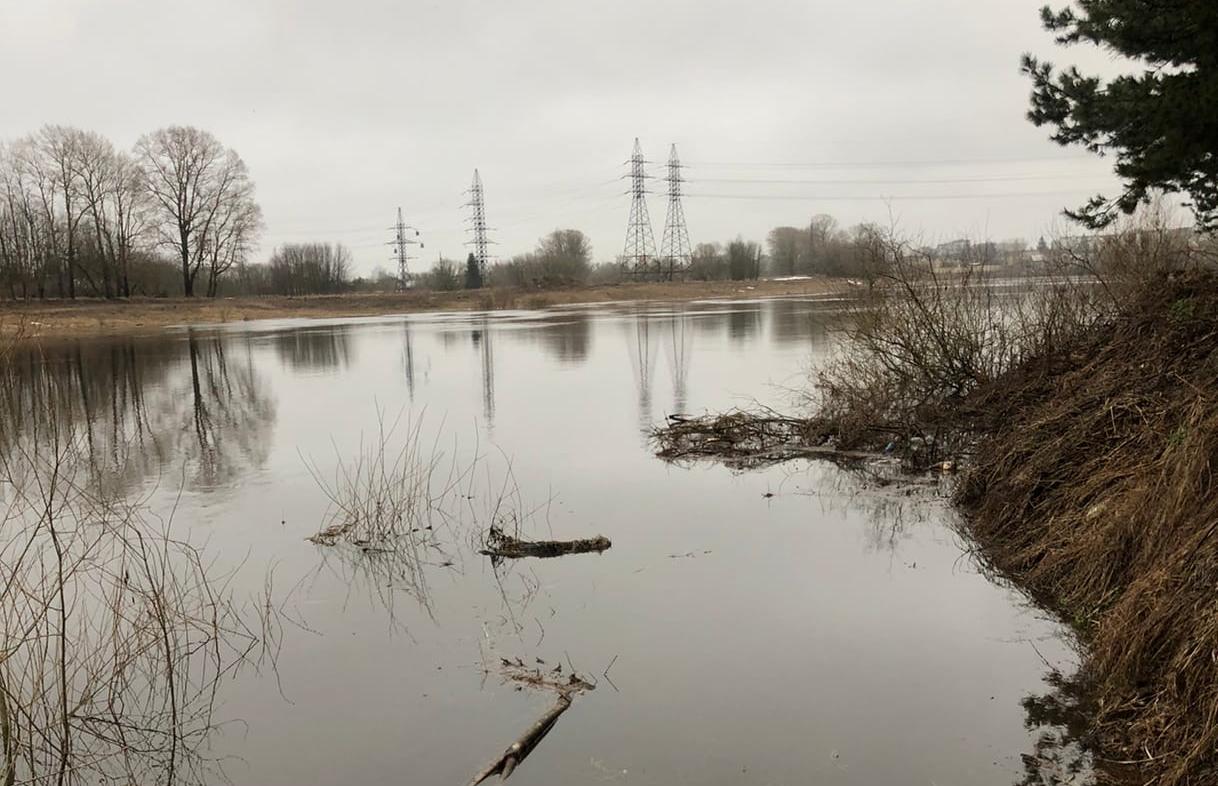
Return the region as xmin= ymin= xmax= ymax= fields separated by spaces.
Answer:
xmin=0 ymin=278 xmax=845 ymax=340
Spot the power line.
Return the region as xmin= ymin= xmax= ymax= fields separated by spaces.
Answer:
xmin=684 ymin=154 xmax=1098 ymax=169
xmin=687 ymin=172 xmax=1115 ymax=186
xmin=685 ymin=188 xmax=1104 ymax=202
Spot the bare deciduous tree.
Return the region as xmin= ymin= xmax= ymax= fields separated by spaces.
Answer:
xmin=265 ymin=242 xmax=352 ymax=295
xmin=135 ymin=127 xmax=260 ymax=297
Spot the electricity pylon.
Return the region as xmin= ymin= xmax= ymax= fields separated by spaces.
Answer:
xmin=659 ymin=144 xmax=692 ymax=280
xmin=622 ymin=138 xmax=657 ymax=279
xmin=388 ymin=207 xmax=422 ymax=290
xmin=464 ymin=170 xmax=493 ymax=280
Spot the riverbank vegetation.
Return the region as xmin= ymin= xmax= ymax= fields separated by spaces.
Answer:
xmin=0 ymin=423 xmax=280 ymax=784
xmin=959 ymin=260 xmax=1218 ymax=784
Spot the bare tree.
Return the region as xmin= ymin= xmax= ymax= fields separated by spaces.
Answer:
xmin=34 ymin=126 xmax=89 ymax=298
xmin=0 ymin=144 xmax=39 ymax=298
xmin=265 ymin=242 xmax=352 ymax=295
xmin=12 ymin=136 xmax=68 ymax=297
xmin=109 ymin=152 xmax=152 ymax=297
xmin=202 ymin=194 xmax=262 ymax=297
xmin=766 ymin=227 xmax=803 ymax=276
xmin=71 ymin=130 xmax=121 ymax=297
xmin=135 ymin=127 xmax=259 ymax=297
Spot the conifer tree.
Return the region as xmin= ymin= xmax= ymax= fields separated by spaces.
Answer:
xmin=1023 ymin=1 xmax=1218 ymax=230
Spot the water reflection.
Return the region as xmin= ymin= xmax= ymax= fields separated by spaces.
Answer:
xmin=765 ymin=297 xmax=839 ymax=351
xmin=0 ymin=332 xmax=275 ymax=495
xmin=273 ymin=326 xmax=353 ymax=371
xmin=727 ymin=305 xmax=762 ymax=343
xmin=627 ymin=307 xmax=656 ymax=433
xmin=1013 ymin=668 xmax=1143 ymax=786
xmin=183 ymin=331 xmax=275 ymax=488
xmin=0 ymin=425 xmax=276 ymax=786
xmin=664 ymin=310 xmax=691 ymax=414
xmin=0 ymin=297 xmax=1092 ymax=786
xmin=536 ymin=312 xmax=591 ymax=363
xmin=402 ymin=320 xmax=416 ymax=399
xmin=624 ymin=305 xmax=696 ymax=431
xmin=471 ymin=317 xmax=495 ymax=429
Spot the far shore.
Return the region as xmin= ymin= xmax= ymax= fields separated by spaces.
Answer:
xmin=0 ymin=277 xmax=849 ymax=341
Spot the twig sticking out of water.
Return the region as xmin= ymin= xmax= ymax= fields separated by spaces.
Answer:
xmin=0 ymin=426 xmax=280 ymax=785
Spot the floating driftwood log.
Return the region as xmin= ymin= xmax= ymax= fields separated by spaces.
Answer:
xmin=480 ymin=525 xmax=611 ymax=560
xmin=468 ymin=694 xmax=572 ymax=785
xmin=468 ymin=661 xmax=595 ymax=785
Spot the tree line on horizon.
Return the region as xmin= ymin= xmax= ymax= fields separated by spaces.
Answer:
xmin=0 ymin=125 xmax=263 ymax=299
xmin=0 ymin=123 xmax=1095 ymax=303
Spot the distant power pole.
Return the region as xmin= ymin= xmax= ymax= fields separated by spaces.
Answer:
xmin=389 ymin=207 xmax=422 ymax=290
xmin=464 ymin=170 xmax=493 ymax=280
xmin=622 ymin=138 xmax=657 ymax=279
xmin=659 ymin=144 xmax=692 ymax=280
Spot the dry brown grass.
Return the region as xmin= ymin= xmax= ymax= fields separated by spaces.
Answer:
xmin=957 ymin=273 xmax=1218 ymax=784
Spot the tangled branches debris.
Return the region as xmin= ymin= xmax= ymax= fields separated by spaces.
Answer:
xmin=652 ymin=410 xmax=878 ymax=468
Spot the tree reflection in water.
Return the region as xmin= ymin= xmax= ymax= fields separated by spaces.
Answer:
xmin=800 ymin=461 xmax=1118 ymax=786
xmin=0 ymin=331 xmax=275 ymax=497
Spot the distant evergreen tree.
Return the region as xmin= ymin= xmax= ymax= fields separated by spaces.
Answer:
xmin=1022 ymin=1 xmax=1218 ymax=231
xmin=464 ymin=252 xmax=483 ymax=289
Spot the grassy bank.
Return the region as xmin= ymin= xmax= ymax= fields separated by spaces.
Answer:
xmin=956 ymin=274 xmax=1218 ymax=783
xmin=0 ymin=277 xmax=844 ymax=340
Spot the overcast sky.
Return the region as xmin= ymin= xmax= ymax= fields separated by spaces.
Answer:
xmin=0 ymin=0 xmax=1134 ymax=275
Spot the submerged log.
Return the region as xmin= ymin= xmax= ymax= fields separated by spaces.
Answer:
xmin=468 ymin=694 xmax=572 ymax=785
xmin=480 ymin=528 xmax=611 ymax=560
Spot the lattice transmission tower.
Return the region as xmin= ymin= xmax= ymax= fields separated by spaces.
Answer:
xmin=464 ymin=169 xmax=493 ymax=280
xmin=659 ymin=144 xmax=692 ymax=280
xmin=388 ymin=207 xmax=422 ymax=290
xmin=621 ymin=138 xmax=657 ymax=279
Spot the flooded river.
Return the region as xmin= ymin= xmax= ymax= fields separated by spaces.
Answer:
xmin=0 ymin=297 xmax=1083 ymax=785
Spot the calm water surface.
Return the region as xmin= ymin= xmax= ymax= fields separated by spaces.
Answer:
xmin=3 ymin=297 xmax=1081 ymax=785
